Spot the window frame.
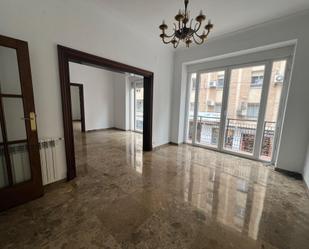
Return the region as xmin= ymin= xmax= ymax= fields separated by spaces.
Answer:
xmin=184 ymin=51 xmax=293 ymax=165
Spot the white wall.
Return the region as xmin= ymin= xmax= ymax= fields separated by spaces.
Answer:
xmin=70 ymin=62 xmax=130 ymax=131
xmin=69 ymin=62 xmax=117 ymax=131
xmin=0 ymin=0 xmax=174 ymax=183
xmin=171 ymin=11 xmax=309 ymax=174
xmin=70 ymin=86 xmax=81 ymax=121
xmin=114 ymin=73 xmax=130 ymax=130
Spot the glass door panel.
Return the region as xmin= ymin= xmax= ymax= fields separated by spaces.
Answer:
xmin=186 ymin=73 xmax=197 ymax=143
xmin=10 ymin=143 xmax=31 ymax=184
xmin=195 ymin=70 xmax=225 ymax=148
xmin=2 ymin=97 xmax=27 ymax=141
xmin=260 ymin=60 xmax=287 ymax=161
xmin=224 ymin=65 xmax=266 ymax=155
xmin=0 ymin=46 xmax=22 ymax=94
xmin=134 ymin=81 xmax=144 ymax=132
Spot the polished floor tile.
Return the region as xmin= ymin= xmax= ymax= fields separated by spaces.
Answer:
xmin=1 ymin=126 xmax=309 ymax=249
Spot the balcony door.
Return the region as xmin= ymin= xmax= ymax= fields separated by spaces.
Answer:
xmin=0 ymin=35 xmax=43 ymax=211
xmin=186 ymin=59 xmax=290 ymax=163
xmin=188 ymin=71 xmax=225 ymax=148
xmin=132 ymin=80 xmax=144 ymax=133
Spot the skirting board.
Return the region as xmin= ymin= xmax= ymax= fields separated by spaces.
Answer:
xmin=153 ymin=143 xmax=170 ymax=151
xmin=86 ymin=127 xmax=128 ymax=133
xmin=275 ymin=168 xmax=303 ymax=180
xmin=169 ymin=142 xmax=183 ymax=146
xmin=153 ymin=141 xmax=183 ymax=151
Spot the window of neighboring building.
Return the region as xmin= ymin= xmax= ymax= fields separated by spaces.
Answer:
xmin=246 ymin=103 xmax=259 ymax=119
xmin=217 ymin=74 xmax=224 ymax=88
xmin=214 ymin=103 xmax=222 ymax=113
xmin=192 ymin=78 xmax=196 ymax=89
xmin=251 ymin=70 xmax=264 ymax=87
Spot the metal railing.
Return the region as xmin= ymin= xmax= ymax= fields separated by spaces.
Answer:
xmin=187 ymin=116 xmax=276 ymax=160
xmin=224 ymin=118 xmax=257 ymax=154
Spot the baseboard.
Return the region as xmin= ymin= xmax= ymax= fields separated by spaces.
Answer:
xmin=169 ymin=141 xmax=183 ymax=146
xmin=86 ymin=127 xmax=134 ymax=133
xmin=72 ymin=119 xmax=81 ymax=122
xmin=113 ymin=127 xmax=127 ymax=131
xmin=43 ymin=178 xmax=67 ymax=191
xmin=153 ymin=142 xmax=170 ymax=151
xmin=86 ymin=127 xmax=114 ymax=132
xmin=275 ymin=168 xmax=303 ymax=180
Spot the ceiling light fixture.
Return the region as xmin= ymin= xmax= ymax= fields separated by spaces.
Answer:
xmin=159 ymin=0 xmax=213 ymax=48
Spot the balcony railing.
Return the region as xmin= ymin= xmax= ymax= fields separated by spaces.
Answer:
xmin=187 ymin=116 xmax=275 ymax=161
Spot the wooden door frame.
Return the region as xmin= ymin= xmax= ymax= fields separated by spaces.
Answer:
xmin=58 ymin=45 xmax=153 ymax=181
xmin=70 ymin=83 xmax=85 ymax=132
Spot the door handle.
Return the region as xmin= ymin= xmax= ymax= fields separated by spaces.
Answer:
xmin=21 ymin=117 xmax=34 ymax=120
xmin=21 ymin=112 xmax=37 ymax=131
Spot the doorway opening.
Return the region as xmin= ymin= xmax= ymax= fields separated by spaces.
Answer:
xmin=58 ymin=45 xmax=153 ymax=180
xmin=70 ymin=83 xmax=85 ymax=133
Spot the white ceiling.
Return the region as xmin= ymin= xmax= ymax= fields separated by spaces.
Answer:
xmin=96 ymin=0 xmax=309 ymax=41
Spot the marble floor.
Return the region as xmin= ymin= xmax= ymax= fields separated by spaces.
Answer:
xmin=1 ymin=127 xmax=309 ymax=249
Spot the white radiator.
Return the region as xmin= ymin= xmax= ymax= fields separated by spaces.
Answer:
xmin=39 ymin=138 xmax=64 ymax=185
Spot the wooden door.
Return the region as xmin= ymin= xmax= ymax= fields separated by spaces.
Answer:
xmin=0 ymin=35 xmax=43 ymax=211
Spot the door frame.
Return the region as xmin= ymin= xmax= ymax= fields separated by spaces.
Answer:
xmin=184 ymin=56 xmax=292 ymax=164
xmin=70 ymin=83 xmax=85 ymax=132
xmin=57 ymin=45 xmax=153 ymax=180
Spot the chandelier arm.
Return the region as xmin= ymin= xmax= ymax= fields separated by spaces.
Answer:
xmin=194 ymin=21 xmax=202 ymax=32
xmin=192 ymin=33 xmax=205 ymax=45
xmin=194 ymin=28 xmax=210 ymax=39
xmin=163 ymin=32 xmax=176 ymax=38
xmin=162 ymin=27 xmax=176 ymax=38
xmin=162 ymin=35 xmax=176 ymax=44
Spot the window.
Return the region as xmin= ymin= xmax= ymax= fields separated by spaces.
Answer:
xmin=136 ymin=100 xmax=143 ymax=113
xmin=246 ymin=103 xmax=259 ymax=119
xmin=192 ymin=78 xmax=197 ymax=89
xmin=186 ymin=56 xmax=290 ymax=163
xmin=211 ymin=128 xmax=219 ymax=145
xmin=214 ymin=103 xmax=222 ymax=113
xmin=241 ymin=134 xmax=255 ymax=153
xmin=217 ymin=74 xmax=224 ymax=88
xmin=251 ymin=70 xmax=264 ymax=87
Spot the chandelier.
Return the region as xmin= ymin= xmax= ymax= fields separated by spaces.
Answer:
xmin=159 ymin=0 xmax=213 ymax=48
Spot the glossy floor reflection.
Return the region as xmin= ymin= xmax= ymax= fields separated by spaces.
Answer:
xmin=1 ymin=128 xmax=309 ymax=249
